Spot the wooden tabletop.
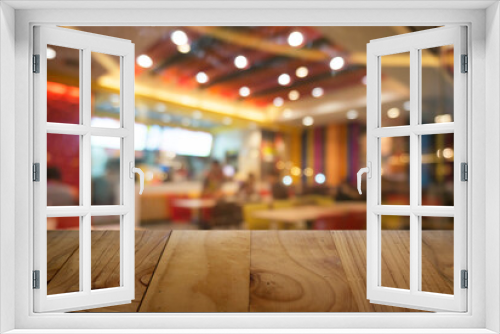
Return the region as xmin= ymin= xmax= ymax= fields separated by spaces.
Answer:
xmin=46 ymin=229 xmax=452 ymax=313
xmin=252 ymin=203 xmax=366 ymax=223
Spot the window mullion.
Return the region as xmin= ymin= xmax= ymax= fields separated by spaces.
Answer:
xmin=409 ymin=47 xmax=420 ymax=294
xmin=82 ymin=47 xmax=92 ymax=294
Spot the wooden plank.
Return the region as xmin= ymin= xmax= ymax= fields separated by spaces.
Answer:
xmin=249 ymin=231 xmax=359 ymax=312
xmin=421 ymin=230 xmax=454 ymax=294
xmin=331 ymin=231 xmax=415 ymax=312
xmin=47 ymin=231 xmax=170 ymax=312
xmin=47 ymin=230 xmax=79 ymax=285
xmin=82 ymin=230 xmax=171 ymax=312
xmin=139 ymin=231 xmax=251 ymax=312
xmin=381 ymin=231 xmax=410 ymax=290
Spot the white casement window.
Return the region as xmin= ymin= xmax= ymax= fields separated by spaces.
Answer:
xmin=362 ymin=26 xmax=467 ymax=312
xmin=32 ymin=26 xmax=139 ymax=312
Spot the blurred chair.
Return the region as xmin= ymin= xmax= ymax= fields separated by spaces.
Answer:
xmin=243 ymin=203 xmax=272 ymax=230
xmin=206 ymin=202 xmax=242 ymax=229
xmin=313 ymin=210 xmax=366 ymax=230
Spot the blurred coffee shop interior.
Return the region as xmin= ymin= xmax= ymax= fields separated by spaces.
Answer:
xmin=47 ymin=26 xmax=454 ymax=231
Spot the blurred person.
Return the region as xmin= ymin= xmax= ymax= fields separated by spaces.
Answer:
xmin=269 ymin=171 xmax=288 ymax=200
xmin=238 ymin=172 xmax=259 ymax=201
xmin=202 ymin=160 xmax=225 ymax=197
xmin=47 ymin=166 xmax=78 ymax=206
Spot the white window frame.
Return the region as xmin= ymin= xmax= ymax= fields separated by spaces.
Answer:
xmin=1 ymin=1 xmax=498 ymax=333
xmin=366 ymin=26 xmax=467 ymax=312
xmin=32 ymin=25 xmax=136 ymax=313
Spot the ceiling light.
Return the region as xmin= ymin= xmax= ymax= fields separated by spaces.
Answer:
xmin=403 ymin=100 xmax=411 ymax=111
xmin=304 ymin=167 xmax=314 ymax=177
xmin=136 ymin=54 xmax=153 ymax=68
xmin=273 ymin=97 xmax=284 ymax=107
xmin=330 ymin=56 xmax=345 ymax=71
xmin=222 ymin=117 xmax=233 ymax=125
xmin=192 ymin=110 xmax=203 ymax=119
xmin=278 ymin=73 xmax=291 ymax=86
xmin=171 ymin=30 xmax=188 ymax=46
xmin=302 ymin=116 xmax=314 ymax=126
xmin=283 ymin=108 xmax=293 ymax=119
xmin=234 ymin=55 xmax=248 ymax=69
xmin=288 ymin=31 xmax=304 ymax=47
xmin=239 ymin=86 xmax=251 ymax=97
xmin=196 ymin=71 xmax=209 ymax=84
xmin=47 ymin=47 xmax=56 ymax=60
xmin=282 ymin=175 xmax=293 ymax=186
xmin=177 ymin=44 xmax=191 ymax=54
xmin=387 ymin=107 xmax=400 ymax=119
xmin=435 ymin=114 xmax=452 ymax=123
xmin=315 ymin=173 xmax=326 ymax=184
xmin=155 ymin=103 xmax=167 ymax=113
xmin=443 ymin=147 xmax=454 ymax=159
xmin=311 ymin=87 xmax=324 ymax=98
xmin=296 ymin=66 xmax=309 ymax=78
xmin=346 ymin=109 xmax=359 ymax=120
xmin=288 ymin=90 xmax=300 ymax=101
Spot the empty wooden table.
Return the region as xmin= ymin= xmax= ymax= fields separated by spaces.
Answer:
xmin=45 ymin=230 xmax=452 ymax=313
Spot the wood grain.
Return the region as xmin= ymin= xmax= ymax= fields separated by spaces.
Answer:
xmin=331 ymin=231 xmax=413 ymax=312
xmin=47 ymin=230 xmax=170 ymax=312
xmin=139 ymin=231 xmax=251 ymax=312
xmin=47 ymin=230 xmax=79 ymax=285
xmin=83 ymin=230 xmax=171 ymax=312
xmin=250 ymin=231 xmax=358 ymax=312
xmin=421 ymin=230 xmax=454 ymax=295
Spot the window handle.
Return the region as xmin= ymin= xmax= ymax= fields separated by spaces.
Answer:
xmin=357 ymin=162 xmax=371 ymax=195
xmin=129 ymin=162 xmax=144 ymax=195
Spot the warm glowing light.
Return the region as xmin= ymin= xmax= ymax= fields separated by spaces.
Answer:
xmin=136 ymin=55 xmax=153 ymax=68
xmin=222 ymin=117 xmax=233 ymax=125
xmin=304 ymin=167 xmax=314 ymax=177
xmin=291 ymin=166 xmax=302 ymax=176
xmin=283 ymin=108 xmax=293 ymax=119
xmin=288 ymin=90 xmax=300 ymax=101
xmin=296 ymin=66 xmax=309 ymax=78
xmin=330 ymin=56 xmax=345 ymax=70
xmin=311 ymin=87 xmax=324 ymax=98
xmin=239 ymin=86 xmax=251 ymax=97
xmin=387 ymin=107 xmax=400 ymax=119
xmin=346 ymin=109 xmax=359 ymax=120
xmin=361 ymin=76 xmax=367 ymax=85
xmin=435 ymin=114 xmax=452 ymax=123
xmin=47 ymin=47 xmax=56 ymax=60
xmin=278 ymin=73 xmax=291 ymax=86
xmin=234 ymin=55 xmax=248 ymax=69
xmin=302 ymin=116 xmax=314 ymax=126
xmin=276 ymin=161 xmax=285 ymax=170
xmin=315 ymin=173 xmax=326 ymax=184
xmin=171 ymin=30 xmax=188 ymax=46
xmin=288 ymin=31 xmax=304 ymax=47
xmin=177 ymin=44 xmax=191 ymax=54
xmin=192 ymin=110 xmax=203 ymax=119
xmin=196 ymin=71 xmax=209 ymax=84
xmin=273 ymin=97 xmax=284 ymax=107
xmin=443 ymin=147 xmax=454 ymax=159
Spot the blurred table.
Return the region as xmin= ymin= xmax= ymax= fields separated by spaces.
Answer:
xmin=252 ymin=202 xmax=366 ymax=229
xmin=173 ymin=198 xmax=217 ymax=224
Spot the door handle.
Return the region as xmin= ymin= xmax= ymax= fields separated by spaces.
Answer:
xmin=129 ymin=162 xmax=144 ymax=195
xmin=357 ymin=162 xmax=371 ymax=195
